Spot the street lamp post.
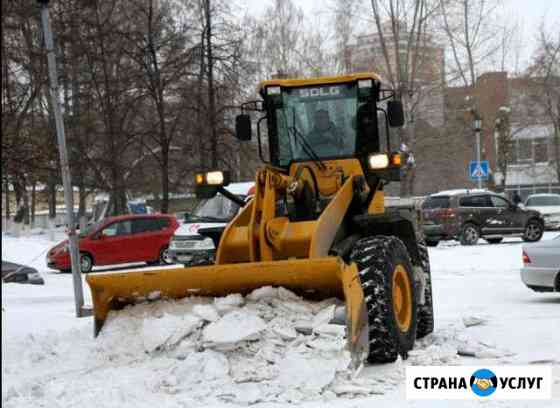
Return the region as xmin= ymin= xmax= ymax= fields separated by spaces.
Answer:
xmin=37 ymin=0 xmax=90 ymax=318
xmin=473 ymin=117 xmax=483 ymax=189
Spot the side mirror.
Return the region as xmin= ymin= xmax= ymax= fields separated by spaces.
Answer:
xmin=235 ymin=114 xmax=252 ymax=141
xmin=183 ymin=212 xmax=191 ymax=222
xmin=387 ymin=100 xmax=404 ymax=127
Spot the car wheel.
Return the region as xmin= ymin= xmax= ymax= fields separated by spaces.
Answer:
xmin=425 ymin=239 xmax=439 ymax=247
xmin=159 ymin=247 xmax=174 ymax=265
xmin=522 ymin=220 xmax=543 ymax=242
xmin=486 ymin=238 xmax=503 ymax=244
xmin=460 ymin=223 xmax=479 ymax=245
xmin=80 ymin=253 xmax=93 ymax=273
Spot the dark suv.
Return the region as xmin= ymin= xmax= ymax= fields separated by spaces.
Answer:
xmin=421 ymin=190 xmax=545 ymax=246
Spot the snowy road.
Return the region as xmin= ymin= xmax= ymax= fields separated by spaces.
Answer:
xmin=2 ymin=231 xmax=559 ymax=407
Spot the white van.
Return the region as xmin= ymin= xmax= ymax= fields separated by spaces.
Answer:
xmin=169 ymin=182 xmax=254 ymax=265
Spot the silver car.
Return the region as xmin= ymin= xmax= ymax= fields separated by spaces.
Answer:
xmin=521 ymin=235 xmax=560 ymax=292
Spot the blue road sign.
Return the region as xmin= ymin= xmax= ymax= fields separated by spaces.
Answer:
xmin=469 ymin=160 xmax=489 ymax=181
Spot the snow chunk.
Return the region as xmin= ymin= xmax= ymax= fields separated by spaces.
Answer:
xmin=203 ymin=310 xmax=266 ymax=349
xmin=312 ymin=304 xmax=336 ymax=328
xmin=142 ymin=313 xmax=200 ymax=352
xmin=314 ymin=323 xmax=346 ymax=337
xmin=174 ymin=350 xmax=230 ymax=382
xmin=268 ymin=316 xmax=298 ymax=341
xmin=463 ymin=315 xmax=488 ymax=328
xmin=147 ymin=290 xmax=162 ymax=301
xmin=214 ymin=294 xmax=244 ymax=314
xmin=246 ymin=286 xmax=278 ymax=301
xmin=192 ymin=304 xmax=220 ymax=322
xmin=276 ymin=353 xmax=339 ymax=392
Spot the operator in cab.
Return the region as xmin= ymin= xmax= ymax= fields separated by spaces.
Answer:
xmin=306 ymin=109 xmax=345 ymax=156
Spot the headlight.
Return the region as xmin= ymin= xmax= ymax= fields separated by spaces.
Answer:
xmin=194 ymin=170 xmax=230 ymax=187
xmin=206 ymin=171 xmax=224 ymax=185
xmin=368 ymin=153 xmax=389 ymax=169
xmin=195 ymin=237 xmax=215 ymax=250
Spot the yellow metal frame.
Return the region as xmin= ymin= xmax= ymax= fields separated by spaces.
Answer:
xmin=86 ymin=158 xmax=382 ymax=351
xmin=260 ymin=72 xmax=381 ymax=90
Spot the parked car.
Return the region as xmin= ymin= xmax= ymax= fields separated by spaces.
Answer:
xmin=47 ymin=214 xmax=179 ymax=273
xmin=421 ymin=189 xmax=545 ymax=246
xmin=525 ymin=193 xmax=560 ymax=230
xmin=169 ymin=182 xmax=254 ymax=266
xmin=521 ymin=235 xmax=560 ymax=292
xmin=1 ymin=261 xmax=44 ymax=285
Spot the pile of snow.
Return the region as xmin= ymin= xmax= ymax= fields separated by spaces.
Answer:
xmin=5 ymin=286 xmax=402 ymax=407
xmin=92 ymin=287 xmax=365 ymax=404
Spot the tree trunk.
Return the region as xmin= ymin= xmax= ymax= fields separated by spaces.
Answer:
xmin=22 ymin=180 xmax=30 ymax=225
xmin=78 ymin=183 xmax=87 ymax=219
xmin=554 ymin=122 xmax=560 ymax=184
xmin=4 ymin=179 xmax=10 ymax=229
xmin=161 ymin=153 xmax=169 ymax=213
xmin=31 ymin=182 xmax=36 ymax=226
xmin=48 ymin=175 xmax=57 ymax=220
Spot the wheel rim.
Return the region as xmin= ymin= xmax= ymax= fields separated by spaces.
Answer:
xmin=161 ymin=248 xmax=172 ymax=264
xmin=526 ymin=223 xmax=541 ymax=240
xmin=465 ymin=226 xmax=478 ymax=243
xmin=80 ymin=255 xmax=91 ymax=272
xmin=392 ymin=264 xmax=412 ymax=332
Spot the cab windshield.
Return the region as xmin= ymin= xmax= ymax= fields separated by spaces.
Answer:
xmin=274 ymin=83 xmax=360 ymax=166
xmin=191 ymin=194 xmax=241 ymax=222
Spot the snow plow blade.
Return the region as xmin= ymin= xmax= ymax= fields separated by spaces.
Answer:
xmin=85 ymin=257 xmax=367 ymax=353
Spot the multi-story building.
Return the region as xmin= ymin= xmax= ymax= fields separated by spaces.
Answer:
xmin=413 ymin=72 xmax=559 ymax=198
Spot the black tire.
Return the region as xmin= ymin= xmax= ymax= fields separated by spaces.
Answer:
xmin=159 ymin=246 xmax=174 ymax=265
xmin=460 ymin=223 xmax=479 ymax=245
xmin=59 ymin=269 xmax=71 ymax=273
xmin=80 ymin=253 xmax=93 ymax=273
xmin=349 ymin=235 xmax=418 ymax=364
xmin=425 ymin=239 xmax=439 ymax=247
xmin=416 ymin=240 xmax=434 ymax=339
xmin=486 ymin=237 xmax=503 ymax=244
xmin=522 ymin=219 xmax=544 ymax=242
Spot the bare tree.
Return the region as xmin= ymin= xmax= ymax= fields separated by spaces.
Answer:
xmin=531 ymin=23 xmax=560 ymax=182
xmin=369 ymin=0 xmax=442 ymax=196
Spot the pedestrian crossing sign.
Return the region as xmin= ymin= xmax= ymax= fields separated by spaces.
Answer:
xmin=469 ymin=161 xmax=489 ymax=181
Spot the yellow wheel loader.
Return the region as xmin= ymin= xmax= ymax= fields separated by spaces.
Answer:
xmin=86 ymin=72 xmax=434 ymax=364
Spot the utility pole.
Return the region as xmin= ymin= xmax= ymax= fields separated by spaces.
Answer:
xmin=38 ymin=0 xmax=91 ymax=318
xmin=473 ymin=117 xmax=482 ymax=189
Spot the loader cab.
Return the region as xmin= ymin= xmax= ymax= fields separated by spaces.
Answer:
xmin=235 ymin=73 xmax=404 ymax=176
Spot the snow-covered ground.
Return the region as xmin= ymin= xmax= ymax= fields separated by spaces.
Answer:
xmin=2 ymin=230 xmax=559 ymax=407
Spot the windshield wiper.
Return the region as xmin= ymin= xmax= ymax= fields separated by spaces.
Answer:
xmin=285 ymin=108 xmax=326 ymax=170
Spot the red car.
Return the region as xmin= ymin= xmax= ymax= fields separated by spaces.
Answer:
xmin=47 ymin=214 xmax=179 ymax=273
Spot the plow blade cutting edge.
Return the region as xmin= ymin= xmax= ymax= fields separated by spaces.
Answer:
xmin=85 ymin=257 xmax=368 ymax=358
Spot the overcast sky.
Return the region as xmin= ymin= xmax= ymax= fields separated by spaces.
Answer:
xmin=240 ymin=0 xmax=559 ymax=68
